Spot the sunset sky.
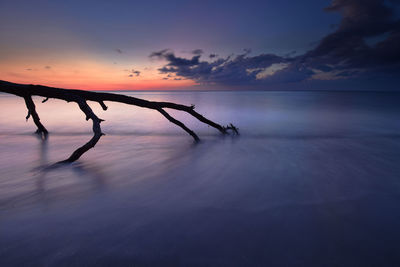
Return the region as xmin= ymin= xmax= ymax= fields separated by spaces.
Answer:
xmin=1 ymin=0 xmax=399 ymax=90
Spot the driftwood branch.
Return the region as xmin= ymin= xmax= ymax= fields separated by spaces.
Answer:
xmin=59 ymin=98 xmax=105 ymax=163
xmin=23 ymin=95 xmax=48 ymax=134
xmin=0 ymin=80 xmax=238 ymax=163
xmin=157 ymin=108 xmax=200 ymax=142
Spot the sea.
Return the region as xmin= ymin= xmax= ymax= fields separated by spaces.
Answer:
xmin=1 ymin=90 xmax=400 ymax=266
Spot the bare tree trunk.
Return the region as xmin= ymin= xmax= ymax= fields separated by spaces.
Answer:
xmin=0 ymin=80 xmax=238 ymax=163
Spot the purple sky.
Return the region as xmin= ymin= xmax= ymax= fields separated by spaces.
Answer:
xmin=1 ymin=0 xmax=399 ymax=90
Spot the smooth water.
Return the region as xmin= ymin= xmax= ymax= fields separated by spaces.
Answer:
xmin=1 ymin=91 xmax=400 ymax=266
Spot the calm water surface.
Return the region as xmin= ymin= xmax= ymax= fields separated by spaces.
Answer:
xmin=1 ymin=91 xmax=400 ymax=266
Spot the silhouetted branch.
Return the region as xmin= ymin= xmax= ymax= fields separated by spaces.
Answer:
xmin=98 ymin=100 xmax=108 ymax=110
xmin=0 ymin=80 xmax=238 ymax=163
xmin=225 ymin=123 xmax=239 ymax=135
xmin=23 ymin=95 xmax=48 ymax=134
xmin=58 ymin=98 xmax=104 ymax=163
xmin=157 ymin=108 xmax=200 ymax=141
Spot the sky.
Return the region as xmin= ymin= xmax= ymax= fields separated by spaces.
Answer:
xmin=0 ymin=0 xmax=399 ymax=90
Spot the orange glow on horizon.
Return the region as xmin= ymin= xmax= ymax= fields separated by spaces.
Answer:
xmin=0 ymin=57 xmax=195 ymax=91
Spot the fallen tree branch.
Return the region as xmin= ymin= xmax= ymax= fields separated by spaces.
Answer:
xmin=0 ymin=80 xmax=238 ymax=163
xmin=59 ymin=97 xmax=105 ymax=163
xmin=23 ymin=95 xmax=48 ymax=134
xmin=157 ymin=108 xmax=200 ymax=142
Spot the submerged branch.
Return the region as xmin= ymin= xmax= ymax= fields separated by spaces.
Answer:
xmin=157 ymin=108 xmax=200 ymax=142
xmin=58 ymin=98 xmax=104 ymax=163
xmin=0 ymin=80 xmax=238 ymax=163
xmin=23 ymin=95 xmax=48 ymax=134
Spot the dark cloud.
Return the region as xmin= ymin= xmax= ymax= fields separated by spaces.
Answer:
xmin=192 ymin=49 xmax=203 ymax=55
xmin=150 ymin=0 xmax=400 ymax=88
xmin=128 ymin=69 xmax=140 ymax=77
xmin=25 ymin=68 xmax=32 ymax=71
xmin=150 ymin=50 xmax=201 ymax=67
xmin=150 ymin=49 xmax=170 ymax=58
xmin=115 ymin=48 xmax=123 ymax=54
xmin=44 ymin=66 xmax=51 ymax=69
xmin=151 ymin=49 xmax=291 ymax=85
xmin=302 ymin=0 xmax=400 ymax=72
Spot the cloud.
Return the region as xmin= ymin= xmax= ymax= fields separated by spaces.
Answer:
xmin=44 ymin=66 xmax=51 ymax=69
xmin=150 ymin=0 xmax=400 ymax=88
xmin=192 ymin=49 xmax=203 ymax=55
xmin=115 ymin=48 xmax=123 ymax=54
xmin=150 ymin=49 xmax=170 ymax=58
xmin=150 ymin=49 xmax=291 ymax=85
xmin=128 ymin=69 xmax=140 ymax=77
xmin=302 ymin=0 xmax=400 ymax=71
xmin=150 ymin=50 xmax=201 ymax=67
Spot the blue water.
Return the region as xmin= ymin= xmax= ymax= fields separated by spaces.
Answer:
xmin=1 ymin=91 xmax=400 ymax=266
